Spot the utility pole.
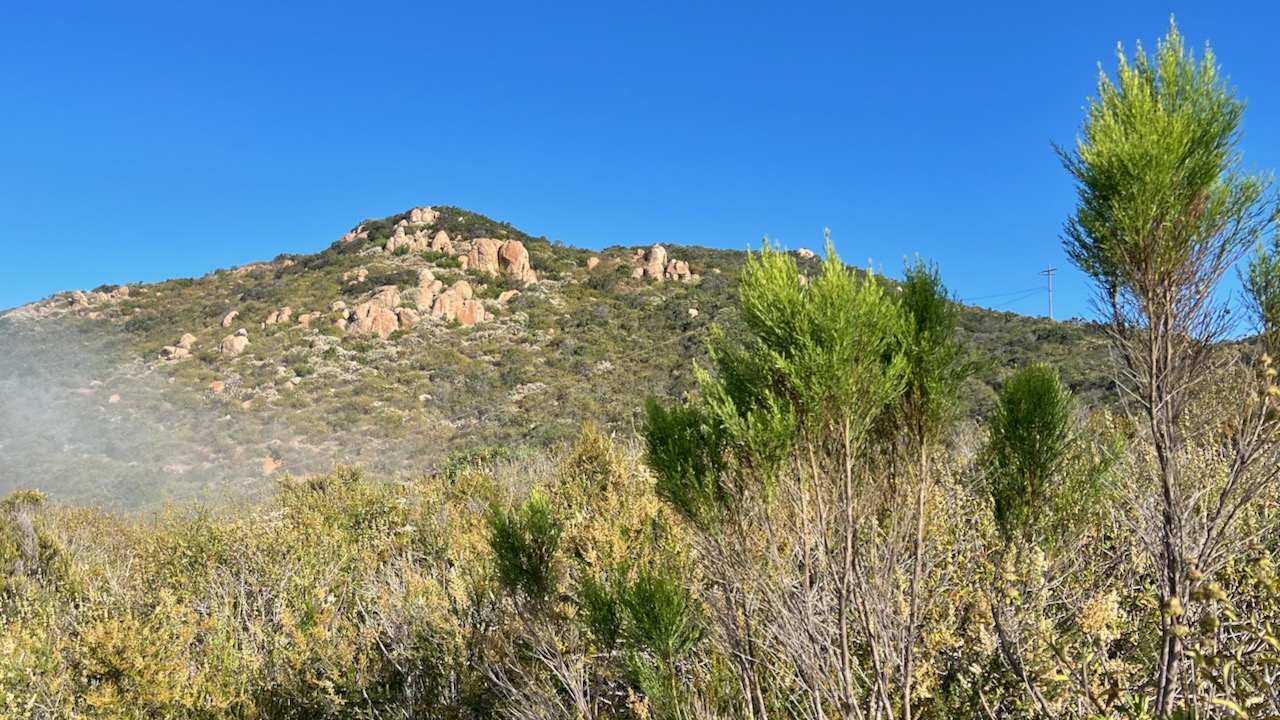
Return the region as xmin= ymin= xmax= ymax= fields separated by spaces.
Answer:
xmin=1040 ymin=264 xmax=1057 ymax=320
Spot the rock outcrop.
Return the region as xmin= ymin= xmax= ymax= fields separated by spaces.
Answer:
xmin=431 ymin=280 xmax=491 ymax=326
xmin=160 ymin=332 xmax=198 ymax=361
xmin=395 ymin=307 xmax=420 ymax=330
xmin=630 ymin=245 xmax=696 ymax=283
xmin=221 ymin=310 xmax=239 ymax=328
xmin=340 ymin=224 xmax=369 ymax=243
xmin=665 ymin=260 xmax=693 ymax=282
xmin=347 ymin=303 xmax=399 ymax=338
xmin=586 ymin=257 xmax=600 ymax=270
xmin=219 ymin=329 xmax=250 ymax=356
xmin=408 ymin=207 xmax=439 ymax=225
xmin=370 ymin=286 xmax=401 ymax=309
xmin=463 ymin=238 xmax=536 ymax=283
xmin=429 ymin=230 xmax=454 ymax=254
xmin=498 ymin=240 xmax=537 ymax=283
xmin=265 ymin=307 xmax=293 ymax=325
xmin=385 ymin=226 xmax=430 ymax=254
xmin=796 ymin=248 xmax=816 ymax=259
xmin=346 ymin=286 xmax=405 ymax=338
xmin=465 ymin=238 xmax=503 ymax=275
xmin=416 ymin=269 xmax=444 ymax=310
xmin=644 ymin=245 xmax=668 ymax=279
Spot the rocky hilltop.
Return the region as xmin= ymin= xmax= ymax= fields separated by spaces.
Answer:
xmin=0 ymin=206 xmax=1111 ymax=509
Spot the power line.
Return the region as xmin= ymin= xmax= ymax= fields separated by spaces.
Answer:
xmin=989 ymin=290 xmax=1042 ymax=310
xmin=962 ymin=286 xmax=1041 ymax=303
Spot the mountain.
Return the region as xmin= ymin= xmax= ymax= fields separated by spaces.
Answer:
xmin=0 ymin=206 xmax=1113 ymax=510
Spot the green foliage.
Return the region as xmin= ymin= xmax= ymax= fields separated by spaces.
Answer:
xmin=487 ymin=490 xmax=564 ymax=606
xmin=579 ymin=574 xmax=624 ymax=651
xmin=620 ymin=565 xmax=702 ymax=665
xmin=1060 ymin=19 xmax=1275 ymax=305
xmin=442 ymin=445 xmax=517 ymax=481
xmin=982 ymin=364 xmax=1079 ymax=546
xmin=642 ymin=399 xmax=728 ymax=528
xmin=1245 ymin=233 xmax=1280 ymax=353
xmin=421 ymin=249 xmax=462 ymax=268
xmin=1060 ymin=22 xmax=1280 ymax=715
xmin=894 ymin=255 xmax=973 ymax=446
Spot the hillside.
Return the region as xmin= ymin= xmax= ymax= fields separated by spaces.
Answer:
xmin=0 ymin=206 xmax=1112 ymax=510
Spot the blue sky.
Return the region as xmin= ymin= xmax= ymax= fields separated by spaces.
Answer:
xmin=2 ymin=1 xmax=1277 ymax=321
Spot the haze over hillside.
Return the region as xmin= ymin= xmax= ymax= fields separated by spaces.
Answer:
xmin=0 ymin=206 xmax=1111 ymax=510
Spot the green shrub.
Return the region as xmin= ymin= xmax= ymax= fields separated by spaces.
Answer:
xmin=487 ymin=491 xmax=563 ymax=607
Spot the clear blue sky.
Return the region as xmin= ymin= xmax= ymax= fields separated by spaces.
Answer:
xmin=2 ymin=1 xmax=1277 ymax=321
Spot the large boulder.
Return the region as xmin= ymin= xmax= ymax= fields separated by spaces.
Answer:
xmin=340 ymin=224 xmax=369 ymax=243
xmin=160 ymin=346 xmax=191 ymax=361
xmin=221 ymin=310 xmax=239 ymax=328
xmin=415 ymin=269 xmax=443 ymax=310
xmin=448 ymin=279 xmax=473 ymax=301
xmin=429 ymin=230 xmax=454 ymax=254
xmin=665 ymin=260 xmax=692 ymax=282
xmin=644 ymin=245 xmax=668 ymax=280
xmin=586 ymin=257 xmax=600 ymax=270
xmin=370 ymin=286 xmax=401 ymax=309
xmin=431 ymin=280 xmax=490 ymax=326
xmin=347 ymin=303 xmax=400 ymax=338
xmin=396 ymin=307 xmax=421 ymax=330
xmin=219 ymin=329 xmax=250 ymax=356
xmin=467 ymin=238 xmax=503 ymax=275
xmin=455 ymin=299 xmax=490 ymax=326
xmin=498 ymin=240 xmax=537 ymax=283
xmin=386 ymin=226 xmax=428 ymax=254
xmin=177 ymin=333 xmax=197 ymax=350
xmin=265 ymin=307 xmax=293 ymax=325
xmin=408 ymin=207 xmax=439 ymax=225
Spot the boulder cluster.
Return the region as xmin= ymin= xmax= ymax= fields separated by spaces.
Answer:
xmin=341 ymin=207 xmax=539 ymax=286
xmin=630 ymin=244 xmax=697 ymax=283
xmin=458 ymin=237 xmax=537 ymax=284
xmin=160 ymin=333 xmax=198 ymax=361
xmin=334 ymin=285 xmax=414 ymax=339
xmin=415 ymin=269 xmax=491 ymax=326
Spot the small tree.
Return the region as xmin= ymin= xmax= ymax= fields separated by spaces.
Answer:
xmin=487 ymin=491 xmax=563 ymax=609
xmin=1059 ymin=19 xmax=1279 ymax=714
xmin=889 ymin=257 xmax=972 ymax=720
xmin=982 ymin=363 xmax=1078 ymax=548
xmin=1244 ymin=232 xmax=1280 ymax=355
xmin=645 ymin=240 xmax=974 ymax=719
